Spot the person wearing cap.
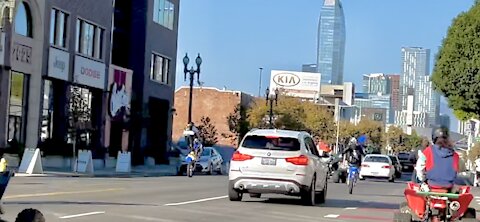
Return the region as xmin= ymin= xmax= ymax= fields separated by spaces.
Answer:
xmin=415 ymin=127 xmax=459 ymax=191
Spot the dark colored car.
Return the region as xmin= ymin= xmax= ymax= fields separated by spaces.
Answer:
xmin=398 ymin=152 xmax=416 ymax=172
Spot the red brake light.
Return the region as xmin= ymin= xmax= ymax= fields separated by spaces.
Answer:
xmin=285 ymin=155 xmax=309 ymax=165
xmin=361 ymin=164 xmax=369 ymax=168
xmin=382 ymin=165 xmax=391 ymax=169
xmin=231 ymin=151 xmax=253 ymax=161
xmin=265 ymin=135 xmax=279 ymax=139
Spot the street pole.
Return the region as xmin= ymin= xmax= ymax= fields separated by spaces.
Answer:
xmin=265 ymin=87 xmax=278 ymax=129
xmin=269 ymin=100 xmax=273 ymax=129
xmin=258 ymin=67 xmax=263 ymax=97
xmin=334 ymin=98 xmax=340 ymax=154
xmin=187 ymin=70 xmax=194 ymax=124
xmin=183 ymin=53 xmax=202 ymax=124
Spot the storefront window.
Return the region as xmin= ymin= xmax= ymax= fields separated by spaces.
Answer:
xmin=67 ymin=85 xmax=93 ymax=149
xmin=41 ymin=80 xmax=54 ymax=141
xmin=8 ymin=72 xmax=28 ymax=144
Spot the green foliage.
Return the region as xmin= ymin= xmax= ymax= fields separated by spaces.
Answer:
xmin=197 ymin=116 xmax=218 ymax=147
xmin=432 ymin=3 xmax=480 ymax=119
xmin=222 ymin=105 xmax=250 ymax=145
xmin=384 ymin=127 xmax=427 ymax=153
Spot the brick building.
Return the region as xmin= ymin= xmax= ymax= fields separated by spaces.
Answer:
xmin=173 ymin=87 xmax=254 ymax=147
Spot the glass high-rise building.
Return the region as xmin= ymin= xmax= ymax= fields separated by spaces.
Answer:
xmin=362 ymin=73 xmax=388 ymax=95
xmin=400 ymin=47 xmax=430 ymax=110
xmin=317 ymin=0 xmax=346 ymax=85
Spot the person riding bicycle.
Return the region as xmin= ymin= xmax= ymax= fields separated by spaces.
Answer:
xmin=183 ymin=122 xmax=203 ymax=160
xmin=342 ymin=137 xmax=364 ymax=168
xmin=415 ymin=127 xmax=459 ymax=192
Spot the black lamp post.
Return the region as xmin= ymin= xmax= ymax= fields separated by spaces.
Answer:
xmin=265 ymin=87 xmax=279 ymax=129
xmin=183 ymin=53 xmax=202 ymax=124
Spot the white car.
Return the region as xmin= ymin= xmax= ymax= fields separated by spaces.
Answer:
xmin=359 ymin=154 xmax=396 ymax=182
xmin=180 ymin=147 xmax=223 ymax=175
xmin=228 ymin=129 xmax=329 ymax=206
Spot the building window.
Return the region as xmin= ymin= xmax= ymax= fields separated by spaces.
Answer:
xmin=14 ymin=2 xmax=33 ymax=37
xmin=153 ymin=0 xmax=175 ymax=30
xmin=67 ymin=85 xmax=93 ymax=148
xmin=8 ymin=72 xmax=29 ymax=144
xmin=76 ymin=19 xmax=104 ymax=59
xmin=150 ymin=54 xmax=170 ymax=84
xmin=41 ymin=80 xmax=54 ymax=141
xmin=50 ymin=9 xmax=68 ymax=48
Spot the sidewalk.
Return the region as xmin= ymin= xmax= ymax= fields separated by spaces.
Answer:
xmin=14 ymin=165 xmax=179 ymax=178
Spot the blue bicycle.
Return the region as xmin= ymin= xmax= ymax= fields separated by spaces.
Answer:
xmin=347 ymin=165 xmax=359 ymax=194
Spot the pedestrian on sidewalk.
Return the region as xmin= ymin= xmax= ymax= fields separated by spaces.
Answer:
xmin=0 ymin=151 xmax=7 ymax=173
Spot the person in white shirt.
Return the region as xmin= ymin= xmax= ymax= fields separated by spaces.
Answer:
xmin=474 ymin=156 xmax=480 ymax=187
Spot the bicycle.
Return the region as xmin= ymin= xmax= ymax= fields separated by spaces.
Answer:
xmin=347 ymin=165 xmax=359 ymax=194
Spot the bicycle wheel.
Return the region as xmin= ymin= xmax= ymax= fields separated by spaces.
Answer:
xmin=187 ymin=162 xmax=194 ymax=177
xmin=348 ymin=177 xmax=354 ymax=194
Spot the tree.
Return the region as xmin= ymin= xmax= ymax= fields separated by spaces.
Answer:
xmin=197 ymin=116 xmax=218 ymax=147
xmin=355 ymin=119 xmax=384 ymax=148
xmin=302 ymin=102 xmax=335 ymax=143
xmin=432 ymin=2 xmax=480 ymax=120
xmin=222 ymin=104 xmax=250 ymax=145
xmin=384 ymin=126 xmax=404 ymax=153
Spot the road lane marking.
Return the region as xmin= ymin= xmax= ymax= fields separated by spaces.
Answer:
xmin=4 ymin=188 xmax=125 ymax=199
xmin=324 ymin=214 xmax=340 ymax=218
xmin=345 ymin=207 xmax=358 ymax=210
xmin=165 ymin=195 xmax=228 ymax=206
xmin=59 ymin=211 xmax=105 ymax=219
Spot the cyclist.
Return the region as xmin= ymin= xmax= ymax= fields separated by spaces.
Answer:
xmin=343 ymin=137 xmax=364 ymax=168
xmin=183 ymin=122 xmax=203 ymax=159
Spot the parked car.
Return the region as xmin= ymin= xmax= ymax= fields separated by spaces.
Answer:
xmin=388 ymin=155 xmax=402 ymax=178
xmin=228 ymin=129 xmax=329 ymax=206
xmin=179 ymin=147 xmax=224 ymax=175
xmin=359 ymin=154 xmax=396 ymax=182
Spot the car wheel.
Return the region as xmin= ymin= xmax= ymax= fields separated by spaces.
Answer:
xmin=249 ymin=193 xmax=261 ymax=198
xmin=15 ymin=208 xmax=45 ymax=222
xmin=316 ymin=178 xmax=327 ymax=204
xmin=301 ymin=177 xmax=316 ymax=206
xmin=207 ymin=164 xmax=213 ymax=175
xmin=228 ymin=181 xmax=243 ymax=201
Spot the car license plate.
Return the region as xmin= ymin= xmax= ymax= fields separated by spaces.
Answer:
xmin=403 ymin=166 xmax=409 ymax=169
xmin=372 ymin=172 xmax=379 ymax=175
xmin=261 ymin=158 xmax=276 ymax=166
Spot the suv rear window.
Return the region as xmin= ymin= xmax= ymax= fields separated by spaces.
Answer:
xmin=398 ymin=153 xmax=410 ymax=160
xmin=241 ymin=135 xmax=300 ymax=151
xmin=364 ymin=156 xmax=390 ymax=163
xmin=389 ymin=156 xmax=398 ymax=164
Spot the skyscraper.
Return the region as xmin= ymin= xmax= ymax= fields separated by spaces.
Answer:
xmin=387 ymin=74 xmax=401 ymax=112
xmin=416 ymin=76 xmax=440 ymax=126
xmin=400 ymin=47 xmax=430 ymax=110
xmin=317 ymin=0 xmax=346 ymax=85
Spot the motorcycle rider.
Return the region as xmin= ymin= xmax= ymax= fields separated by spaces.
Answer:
xmin=415 ymin=127 xmax=458 ymax=192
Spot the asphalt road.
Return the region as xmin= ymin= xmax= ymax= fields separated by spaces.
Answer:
xmin=1 ymin=173 xmax=479 ymax=222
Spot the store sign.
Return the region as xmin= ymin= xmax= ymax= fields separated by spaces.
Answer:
xmin=74 ymin=56 xmax=106 ymax=89
xmin=12 ymin=42 xmax=32 ymax=64
xmin=269 ymin=70 xmax=321 ymax=98
xmin=48 ymin=47 xmax=70 ymax=81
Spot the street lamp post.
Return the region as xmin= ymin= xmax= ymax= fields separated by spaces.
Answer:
xmin=183 ymin=53 xmax=202 ymax=124
xmin=265 ymin=87 xmax=279 ymax=129
xmin=258 ymin=67 xmax=263 ymax=97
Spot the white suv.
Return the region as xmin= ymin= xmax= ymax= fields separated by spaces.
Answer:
xmin=228 ymin=129 xmax=329 ymax=206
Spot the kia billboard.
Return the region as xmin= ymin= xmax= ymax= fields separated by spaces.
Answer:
xmin=269 ymin=70 xmax=321 ymax=98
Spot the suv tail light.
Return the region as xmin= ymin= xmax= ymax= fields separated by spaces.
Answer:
xmin=231 ymin=151 xmax=253 ymax=161
xmin=382 ymin=165 xmax=391 ymax=169
xmin=361 ymin=164 xmax=369 ymax=168
xmin=285 ymin=155 xmax=309 ymax=165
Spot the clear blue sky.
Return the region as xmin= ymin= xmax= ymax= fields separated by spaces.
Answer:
xmin=175 ymin=0 xmax=475 ymax=128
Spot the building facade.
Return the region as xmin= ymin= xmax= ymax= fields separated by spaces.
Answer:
xmin=439 ymin=114 xmax=451 ymax=130
xmin=354 ymin=93 xmax=391 ymax=124
xmin=172 ymin=87 xmax=254 ymax=147
xmin=302 ymin=64 xmax=317 ymax=73
xmin=0 ymin=0 xmax=179 ymax=166
xmin=316 ymin=0 xmax=345 ymax=85
xmin=395 ymin=110 xmax=429 ymax=128
xmin=400 ymin=47 xmax=430 ymax=110
xmin=362 ymin=73 xmax=388 ymax=95
xmin=415 ymin=75 xmax=440 ymax=126
xmin=111 ymin=0 xmax=179 ymax=165
xmin=387 ymin=74 xmax=400 ymax=112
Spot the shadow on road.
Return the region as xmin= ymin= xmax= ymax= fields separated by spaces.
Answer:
xmin=256 ymin=197 xmax=399 ymax=209
xmin=5 ymin=201 xmax=158 ymax=207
